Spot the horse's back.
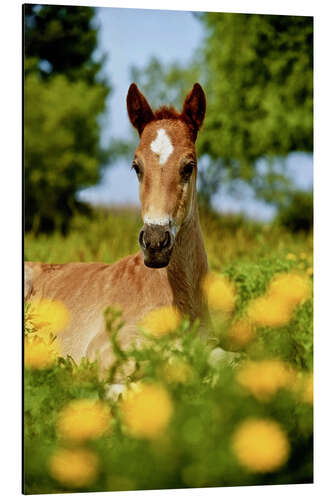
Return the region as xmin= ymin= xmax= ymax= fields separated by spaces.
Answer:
xmin=24 ymin=256 xmax=173 ymax=363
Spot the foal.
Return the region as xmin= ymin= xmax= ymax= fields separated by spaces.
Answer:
xmin=25 ymin=83 xmax=209 ymax=376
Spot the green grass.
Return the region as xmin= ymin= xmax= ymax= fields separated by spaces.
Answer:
xmin=24 ymin=207 xmax=313 ymax=493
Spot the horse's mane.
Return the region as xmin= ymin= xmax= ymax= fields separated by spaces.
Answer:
xmin=153 ymin=105 xmax=183 ymax=121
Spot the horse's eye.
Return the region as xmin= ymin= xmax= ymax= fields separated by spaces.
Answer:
xmin=132 ymin=162 xmax=142 ymax=178
xmin=181 ymin=162 xmax=194 ymax=179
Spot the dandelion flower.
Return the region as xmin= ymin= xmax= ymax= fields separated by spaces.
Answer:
xmin=228 ymin=318 xmax=254 ymax=348
xmin=246 ymin=273 xmax=311 ymax=328
xmin=232 ymin=418 xmax=290 ymax=473
xmin=140 ymin=306 xmax=181 ymax=337
xmin=268 ymin=272 xmax=311 ymax=308
xmin=247 ymin=295 xmax=293 ymax=327
xmin=202 ymin=273 xmax=236 ymax=314
xmin=236 ymin=360 xmax=295 ymax=401
xmin=28 ymin=298 xmax=70 ymax=340
xmin=49 ymin=447 xmax=99 ymax=487
xmin=24 ymin=336 xmax=59 ymax=370
xmin=286 ymin=253 xmax=297 ymax=261
xmin=300 ymin=252 xmax=307 ymax=260
xmin=57 ymin=399 xmax=111 ymax=442
xmin=161 ymin=358 xmax=193 ymax=384
xmin=120 ymin=383 xmax=173 ymax=439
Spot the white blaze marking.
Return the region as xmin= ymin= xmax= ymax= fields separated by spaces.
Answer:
xmin=150 ymin=128 xmax=174 ymax=165
xmin=144 ymin=215 xmax=170 ymax=226
xmin=144 ymin=214 xmax=180 ymax=238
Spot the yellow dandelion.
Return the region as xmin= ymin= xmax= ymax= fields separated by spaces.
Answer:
xmin=232 ymin=418 xmax=290 ymax=473
xmin=160 ymin=358 xmax=193 ymax=384
xmin=228 ymin=318 xmax=255 ymax=348
xmin=120 ymin=383 xmax=173 ymax=439
xmin=28 ymin=298 xmax=70 ymax=340
xmin=49 ymin=447 xmax=99 ymax=488
xmin=286 ymin=253 xmax=297 ymax=261
xmin=268 ymin=272 xmax=311 ymax=309
xmin=202 ymin=273 xmax=236 ymax=314
xmin=300 ymin=252 xmax=307 ymax=260
xmin=236 ymin=360 xmax=295 ymax=401
xmin=140 ymin=306 xmax=181 ymax=337
xmin=307 ymin=267 xmax=313 ymax=276
xmin=57 ymin=399 xmax=111 ymax=442
xmin=247 ymin=295 xmax=293 ymax=327
xmin=24 ymin=336 xmax=59 ymax=370
xmin=247 ymin=273 xmax=311 ymax=328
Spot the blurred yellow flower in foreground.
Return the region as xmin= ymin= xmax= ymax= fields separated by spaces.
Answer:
xmin=120 ymin=383 xmax=173 ymax=439
xmin=28 ymin=298 xmax=70 ymax=340
xmin=140 ymin=306 xmax=181 ymax=337
xmin=49 ymin=447 xmax=99 ymax=487
xmin=161 ymin=358 xmax=193 ymax=384
xmin=268 ymin=272 xmax=311 ymax=308
xmin=307 ymin=267 xmax=313 ymax=276
xmin=286 ymin=253 xmax=297 ymax=261
xmin=57 ymin=399 xmax=112 ymax=442
xmin=24 ymin=336 xmax=59 ymax=370
xmin=228 ymin=318 xmax=254 ymax=348
xmin=202 ymin=273 xmax=236 ymax=314
xmin=247 ymin=272 xmax=311 ymax=328
xmin=247 ymin=295 xmax=293 ymax=327
xmin=232 ymin=418 xmax=290 ymax=473
xmin=236 ymin=360 xmax=295 ymax=401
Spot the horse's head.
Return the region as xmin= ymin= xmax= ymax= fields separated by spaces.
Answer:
xmin=127 ymin=83 xmax=206 ymax=268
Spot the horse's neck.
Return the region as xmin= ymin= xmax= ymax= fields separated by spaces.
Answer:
xmin=166 ymin=201 xmax=208 ymax=319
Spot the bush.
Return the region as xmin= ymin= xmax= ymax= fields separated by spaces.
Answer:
xmin=276 ymin=191 xmax=313 ymax=233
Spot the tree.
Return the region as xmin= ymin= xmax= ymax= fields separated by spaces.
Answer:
xmin=24 ymin=5 xmax=110 ymax=232
xmin=24 ymin=4 xmax=104 ymax=84
xmin=199 ymin=13 xmax=313 ymax=197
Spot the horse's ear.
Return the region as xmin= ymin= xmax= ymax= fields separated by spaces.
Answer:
xmin=127 ymin=83 xmax=154 ymax=136
xmin=182 ymin=83 xmax=206 ymax=140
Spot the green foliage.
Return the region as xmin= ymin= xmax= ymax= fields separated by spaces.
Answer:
xmin=24 ymin=4 xmax=104 ymax=84
xmin=24 ymin=306 xmax=313 ymax=492
xmin=200 ymin=13 xmax=313 ymax=164
xmin=25 ymin=73 xmax=108 ymax=232
xmin=24 ymin=5 xmax=110 ymax=232
xmin=276 ymin=190 xmax=313 ymax=233
xmin=25 ymin=207 xmax=142 ymax=263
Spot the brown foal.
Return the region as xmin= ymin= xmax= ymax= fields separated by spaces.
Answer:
xmin=25 ymin=83 xmax=209 ymax=377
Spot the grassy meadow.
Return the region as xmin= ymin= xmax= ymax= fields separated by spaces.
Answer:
xmin=24 ymin=207 xmax=313 ymax=493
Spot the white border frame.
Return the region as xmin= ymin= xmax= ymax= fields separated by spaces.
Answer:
xmin=2 ymin=0 xmax=332 ymax=498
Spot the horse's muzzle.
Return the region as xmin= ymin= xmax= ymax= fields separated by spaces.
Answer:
xmin=139 ymin=223 xmax=175 ymax=268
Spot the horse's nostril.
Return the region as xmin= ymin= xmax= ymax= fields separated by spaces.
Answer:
xmin=162 ymin=230 xmax=171 ymax=249
xmin=140 ymin=225 xmax=173 ymax=253
xmin=139 ymin=229 xmax=146 ymax=248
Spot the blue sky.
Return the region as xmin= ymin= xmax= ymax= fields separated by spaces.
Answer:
xmin=78 ymin=7 xmax=313 ymax=221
